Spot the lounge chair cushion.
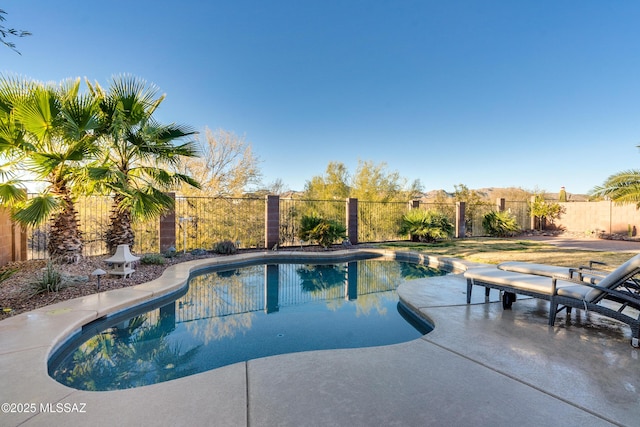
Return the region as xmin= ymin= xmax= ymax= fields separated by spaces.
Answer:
xmin=465 ymin=267 xmax=574 ymax=295
xmin=497 ymin=261 xmax=601 ymax=284
xmin=556 ymin=284 xmax=597 ymax=301
xmin=497 ymin=262 xmax=574 ymax=279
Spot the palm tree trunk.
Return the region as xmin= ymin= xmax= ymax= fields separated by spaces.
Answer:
xmin=47 ymin=194 xmax=83 ymax=263
xmin=106 ymin=195 xmax=135 ymax=253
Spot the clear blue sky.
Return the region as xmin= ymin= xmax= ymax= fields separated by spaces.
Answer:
xmin=3 ymin=0 xmax=640 ymax=195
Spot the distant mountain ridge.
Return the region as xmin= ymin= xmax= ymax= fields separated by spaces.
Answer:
xmin=421 ymin=187 xmax=589 ymax=202
xmin=279 ymin=187 xmax=589 ymax=201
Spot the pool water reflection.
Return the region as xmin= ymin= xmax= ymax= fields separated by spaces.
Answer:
xmin=50 ymin=259 xmax=447 ymax=391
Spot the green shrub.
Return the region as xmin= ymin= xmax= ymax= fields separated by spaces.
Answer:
xmin=298 ymin=215 xmax=347 ymax=248
xmin=213 ymin=240 xmax=238 ymax=255
xmin=399 ymin=209 xmax=453 ymax=243
xmin=29 ymin=262 xmax=66 ymax=295
xmin=140 ymin=253 xmax=166 ymax=265
xmin=482 ymin=211 xmax=520 ymax=237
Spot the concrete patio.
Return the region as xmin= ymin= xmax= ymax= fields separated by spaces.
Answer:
xmin=0 ymin=249 xmax=638 ymax=426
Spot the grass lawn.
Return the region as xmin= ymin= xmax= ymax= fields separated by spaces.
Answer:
xmin=375 ymin=237 xmax=636 ymax=270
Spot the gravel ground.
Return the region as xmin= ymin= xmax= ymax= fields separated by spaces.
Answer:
xmin=0 ymin=252 xmax=218 ymax=321
xmin=0 ymin=245 xmax=347 ymax=321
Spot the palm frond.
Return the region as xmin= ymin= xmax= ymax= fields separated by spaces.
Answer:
xmin=108 ymin=75 xmax=162 ymax=122
xmin=59 ymin=93 xmax=100 ymax=139
xmin=590 ymin=170 xmax=640 ymax=207
xmin=0 ymin=180 xmax=26 ymax=205
xmin=12 ymin=194 xmax=60 ymax=226
xmin=127 ymin=186 xmax=174 ymax=221
xmin=13 ymin=85 xmax=59 ymax=143
xmin=0 ymin=74 xmax=34 ymax=107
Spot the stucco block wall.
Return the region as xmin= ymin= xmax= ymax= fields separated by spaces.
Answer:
xmin=0 ymin=209 xmax=11 ymax=266
xmin=0 ymin=208 xmax=23 ymax=267
xmin=556 ymin=201 xmax=640 ymax=235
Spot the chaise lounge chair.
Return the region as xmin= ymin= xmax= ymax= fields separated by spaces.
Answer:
xmin=464 ymin=255 xmax=640 ymax=347
xmin=497 ymin=260 xmax=640 ymax=296
xmin=497 ymin=260 xmax=608 ymax=284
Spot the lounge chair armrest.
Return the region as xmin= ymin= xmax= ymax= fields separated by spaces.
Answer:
xmin=561 ymin=280 xmax=640 ymax=306
xmin=584 ymin=260 xmax=607 ymax=270
xmin=568 ymin=268 xmax=581 ymax=279
xmin=572 ymin=267 xmax=608 ymax=281
xmin=556 ymin=274 xmax=590 ymax=285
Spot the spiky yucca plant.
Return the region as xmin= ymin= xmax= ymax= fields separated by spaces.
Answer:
xmin=482 ymin=210 xmax=520 ymax=237
xmin=399 ymin=209 xmax=453 ymax=243
xmin=298 ymin=214 xmax=347 ymax=248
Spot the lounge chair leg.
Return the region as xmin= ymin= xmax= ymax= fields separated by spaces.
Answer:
xmin=632 ymin=337 xmax=639 ymax=348
xmin=466 ymin=279 xmax=473 ymax=304
xmin=502 ymin=292 xmax=515 ymax=309
xmin=549 ymin=300 xmax=558 ymax=326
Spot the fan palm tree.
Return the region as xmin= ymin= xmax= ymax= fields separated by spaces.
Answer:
xmin=0 ymin=76 xmax=29 ymax=207
xmin=87 ymin=75 xmax=200 ymax=253
xmin=0 ymin=76 xmax=99 ymax=262
xmin=590 ymin=170 xmax=640 ymax=207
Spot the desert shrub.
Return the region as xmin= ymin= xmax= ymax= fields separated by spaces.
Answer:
xmin=482 ymin=211 xmax=520 ymax=237
xmin=29 ymin=262 xmax=66 ymax=295
xmin=399 ymin=209 xmax=453 ymax=243
xmin=0 ymin=268 xmax=17 ymax=284
xmin=140 ymin=253 xmax=166 ymax=265
xmin=298 ymin=215 xmax=347 ymax=248
xmin=213 ymin=240 xmax=238 ymax=255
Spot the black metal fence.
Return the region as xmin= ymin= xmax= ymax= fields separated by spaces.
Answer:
xmin=279 ymin=198 xmax=345 ymax=246
xmin=24 ymin=195 xmax=535 ymax=260
xmin=175 ymin=197 xmax=265 ymax=252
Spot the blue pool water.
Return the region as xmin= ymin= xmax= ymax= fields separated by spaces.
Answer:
xmin=50 ymin=257 xmax=448 ymax=391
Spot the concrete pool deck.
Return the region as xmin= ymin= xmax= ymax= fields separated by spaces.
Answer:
xmin=1 ymin=249 xmax=639 ymax=426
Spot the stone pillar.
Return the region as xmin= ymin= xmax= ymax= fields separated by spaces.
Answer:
xmin=530 ymin=195 xmax=537 ymax=230
xmin=456 ymin=202 xmax=466 ymax=238
xmin=159 ymin=192 xmax=176 ymax=253
xmin=265 ymin=195 xmax=280 ymax=249
xmin=496 ymin=198 xmax=506 ymax=212
xmin=346 ymin=198 xmax=358 ymax=245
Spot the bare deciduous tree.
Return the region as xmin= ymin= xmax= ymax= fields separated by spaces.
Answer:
xmin=181 ymin=128 xmax=262 ymax=197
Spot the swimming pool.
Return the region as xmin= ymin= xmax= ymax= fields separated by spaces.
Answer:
xmin=49 ymin=255 xmax=448 ymax=391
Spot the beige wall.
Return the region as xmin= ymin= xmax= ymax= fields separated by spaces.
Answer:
xmin=555 ymin=201 xmax=640 ymax=235
xmin=0 ymin=208 xmax=24 ymax=267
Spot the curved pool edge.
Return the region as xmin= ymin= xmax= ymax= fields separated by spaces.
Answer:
xmin=2 ymin=250 xmax=636 ymax=426
xmin=0 ymin=249 xmax=451 ymax=355
xmin=0 ymin=248 xmax=465 ymax=424
xmin=394 ymin=253 xmax=473 ymax=330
